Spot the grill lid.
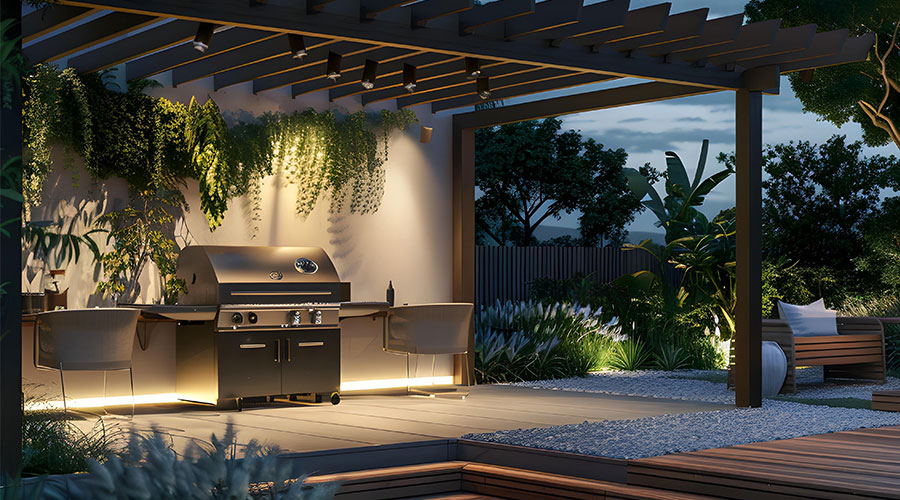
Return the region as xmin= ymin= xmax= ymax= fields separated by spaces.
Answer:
xmin=176 ymin=246 xmax=341 ymax=305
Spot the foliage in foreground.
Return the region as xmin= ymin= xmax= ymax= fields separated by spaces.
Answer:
xmin=46 ymin=424 xmax=338 ymax=500
xmin=21 ymin=388 xmax=124 ymax=477
xmin=475 ymin=300 xmax=620 ymax=383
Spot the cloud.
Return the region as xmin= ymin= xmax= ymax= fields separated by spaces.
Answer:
xmin=675 ymin=117 xmax=706 ymax=123
xmin=618 ymin=117 xmax=648 ymax=123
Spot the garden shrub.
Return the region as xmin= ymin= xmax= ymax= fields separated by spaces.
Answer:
xmin=474 ymin=300 xmax=620 ymax=383
xmin=45 ymin=424 xmax=338 ymax=500
xmin=841 ymin=294 xmax=900 ymax=376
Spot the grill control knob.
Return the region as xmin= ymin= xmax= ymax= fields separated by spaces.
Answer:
xmin=247 ymin=312 xmax=258 ymax=324
xmin=310 ymin=309 xmax=323 ymax=325
xmin=290 ymin=310 xmax=302 ymax=326
xmin=231 ymin=312 xmax=244 ymax=324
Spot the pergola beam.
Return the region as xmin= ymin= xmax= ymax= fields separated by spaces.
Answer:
xmin=56 ymin=0 xmax=745 ymax=90
xmin=780 ymin=33 xmax=874 ymax=72
xmin=171 ymin=35 xmax=338 ymax=88
xmin=22 ymin=4 xmax=99 ymax=43
xmin=504 ymin=0 xmax=582 ymax=40
xmin=642 ymin=13 xmax=742 ymax=57
xmin=573 ymin=3 xmax=670 ymax=46
xmin=23 ymin=11 xmax=160 ymax=65
xmin=604 ymin=8 xmax=709 ymax=52
xmin=452 ymin=80 xmax=718 ymax=128
xmin=407 ymin=0 xmax=473 ymax=28
xmin=744 ymin=29 xmax=847 ymax=69
xmin=710 ymin=24 xmax=816 ymax=65
xmin=315 ymin=53 xmax=460 ymax=99
xmin=459 ymin=0 xmax=534 ymax=35
xmin=676 ymin=19 xmax=780 ymax=63
xmin=68 ymin=19 xmax=196 ymax=73
xmin=433 ymin=72 xmax=610 ymax=113
xmin=126 ymin=28 xmax=278 ymax=80
xmin=361 ymin=0 xmax=413 ymax=20
xmin=252 ymin=45 xmax=406 ymax=93
xmin=287 ymin=48 xmax=428 ymax=97
xmin=398 ymin=67 xmax=577 ymax=108
xmin=361 ymin=61 xmax=534 ymax=105
xmin=537 ymin=0 xmax=629 ymax=43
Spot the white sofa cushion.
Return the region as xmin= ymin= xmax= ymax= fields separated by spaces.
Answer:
xmin=777 ymin=298 xmax=839 ymax=337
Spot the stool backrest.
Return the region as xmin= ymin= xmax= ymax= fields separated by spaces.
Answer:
xmin=35 ymin=308 xmax=140 ymax=371
xmin=386 ymin=303 xmax=473 ymax=355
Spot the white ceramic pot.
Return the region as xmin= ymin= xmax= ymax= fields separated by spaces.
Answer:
xmin=761 ymin=340 xmax=788 ymax=397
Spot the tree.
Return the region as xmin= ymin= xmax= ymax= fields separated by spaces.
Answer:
xmin=475 ymin=118 xmax=643 ymax=246
xmin=745 ymin=0 xmax=900 ymax=151
xmin=719 ymin=134 xmax=899 ymax=269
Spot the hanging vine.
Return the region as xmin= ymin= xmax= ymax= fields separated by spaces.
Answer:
xmin=22 ymin=64 xmax=418 ymax=229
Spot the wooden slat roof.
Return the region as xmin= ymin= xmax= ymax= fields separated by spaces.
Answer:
xmin=23 ymin=0 xmax=873 ymax=113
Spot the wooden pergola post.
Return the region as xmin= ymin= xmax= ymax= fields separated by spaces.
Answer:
xmin=0 ymin=0 xmax=24 ymax=480
xmin=734 ymin=88 xmax=763 ymax=408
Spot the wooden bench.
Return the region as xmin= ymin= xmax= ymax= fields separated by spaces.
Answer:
xmin=873 ymin=391 xmax=900 ymax=412
xmin=729 ymin=317 xmax=886 ymax=394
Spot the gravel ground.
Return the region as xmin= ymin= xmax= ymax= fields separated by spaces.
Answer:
xmin=509 ymin=366 xmax=900 ymax=404
xmin=462 ymin=400 xmax=900 ymax=459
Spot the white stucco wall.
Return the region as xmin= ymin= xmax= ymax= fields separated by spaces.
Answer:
xmin=27 ymin=77 xmax=453 ymax=308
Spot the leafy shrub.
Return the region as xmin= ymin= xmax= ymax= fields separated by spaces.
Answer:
xmin=653 ymin=345 xmax=691 ymax=371
xmin=49 ymin=424 xmax=337 ymax=500
xmin=610 ymin=338 xmax=651 ymax=371
xmin=20 ymin=389 xmax=124 ymax=476
xmin=475 ymin=301 xmax=620 ymax=383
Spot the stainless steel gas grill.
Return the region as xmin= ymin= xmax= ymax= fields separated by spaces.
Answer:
xmin=172 ymin=246 xmax=348 ymax=409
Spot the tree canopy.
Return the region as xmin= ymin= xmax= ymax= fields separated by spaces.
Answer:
xmin=745 ymin=0 xmax=900 ymax=150
xmin=474 ymin=118 xmax=642 ymax=246
xmin=720 ymin=134 xmax=899 ymax=269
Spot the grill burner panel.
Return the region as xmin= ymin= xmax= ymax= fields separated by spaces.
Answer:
xmin=173 ymin=246 xmax=344 ymax=409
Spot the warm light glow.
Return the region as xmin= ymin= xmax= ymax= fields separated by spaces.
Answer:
xmin=25 ymin=393 xmax=181 ymax=411
xmin=341 ymin=376 xmax=454 ymax=392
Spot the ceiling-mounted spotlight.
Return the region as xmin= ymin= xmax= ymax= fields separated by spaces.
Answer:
xmin=464 ymin=57 xmax=481 ymax=79
xmin=326 ymin=51 xmax=342 ymax=80
xmin=403 ymin=63 xmax=417 ymax=93
xmin=476 ymin=76 xmax=491 ymax=100
xmin=288 ymin=34 xmax=307 ymax=59
xmin=361 ymin=59 xmax=379 ymax=89
xmin=193 ymin=23 xmax=215 ymax=53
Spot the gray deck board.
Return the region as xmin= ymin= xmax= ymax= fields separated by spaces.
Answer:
xmin=123 ymin=385 xmax=726 ymax=454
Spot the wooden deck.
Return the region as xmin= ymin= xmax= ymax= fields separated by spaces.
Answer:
xmin=628 ymin=426 xmax=900 ymax=499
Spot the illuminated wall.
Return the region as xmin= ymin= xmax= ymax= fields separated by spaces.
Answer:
xmin=22 ymin=76 xmax=456 ymax=404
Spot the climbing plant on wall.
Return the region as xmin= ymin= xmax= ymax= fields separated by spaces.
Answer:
xmin=22 ymin=64 xmax=418 ymax=229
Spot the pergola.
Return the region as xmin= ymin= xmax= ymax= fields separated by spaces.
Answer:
xmin=0 ymin=0 xmax=873 ymax=477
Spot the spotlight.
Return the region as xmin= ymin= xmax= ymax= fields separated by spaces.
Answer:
xmin=476 ymin=76 xmax=491 ymax=100
xmin=361 ymin=59 xmax=379 ymax=89
xmin=193 ymin=23 xmax=215 ymax=53
xmin=419 ymin=125 xmax=433 ymax=144
xmin=403 ymin=63 xmax=417 ymax=93
xmin=464 ymin=57 xmax=481 ymax=79
xmin=288 ymin=34 xmax=307 ymax=59
xmin=326 ymin=51 xmax=342 ymax=80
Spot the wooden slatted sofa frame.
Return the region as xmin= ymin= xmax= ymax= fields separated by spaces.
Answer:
xmin=729 ymin=317 xmax=887 ymax=394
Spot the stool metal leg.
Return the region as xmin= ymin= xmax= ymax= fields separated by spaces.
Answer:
xmin=128 ymin=367 xmax=135 ymax=418
xmin=58 ymin=363 xmax=67 ymax=414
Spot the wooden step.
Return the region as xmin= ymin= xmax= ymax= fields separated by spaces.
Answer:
xmin=872 ymin=391 xmax=900 ymax=412
xmin=304 ymin=461 xmax=722 ymax=500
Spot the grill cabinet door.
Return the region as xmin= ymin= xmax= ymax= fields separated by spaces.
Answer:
xmin=281 ymin=329 xmax=341 ymax=395
xmin=217 ymin=332 xmax=282 ymax=398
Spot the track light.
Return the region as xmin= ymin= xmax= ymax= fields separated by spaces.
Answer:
xmin=326 ymin=52 xmax=342 ymax=80
xmin=476 ymin=76 xmax=491 ymax=100
xmin=193 ymin=23 xmax=215 ymax=53
xmin=361 ymin=59 xmax=379 ymax=89
xmin=465 ymin=57 xmax=481 ymax=79
xmin=403 ymin=63 xmax=417 ymax=93
xmin=288 ymin=34 xmax=307 ymax=59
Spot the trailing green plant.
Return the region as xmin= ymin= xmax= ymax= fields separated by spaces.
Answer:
xmin=475 ymin=300 xmax=620 ymax=383
xmin=22 ymin=64 xmax=417 ymax=229
xmin=610 ymin=337 xmax=651 ymax=371
xmin=95 ymin=188 xmax=186 ymax=304
xmin=652 ymin=344 xmax=691 ymax=371
xmin=55 ymin=424 xmax=338 ymax=500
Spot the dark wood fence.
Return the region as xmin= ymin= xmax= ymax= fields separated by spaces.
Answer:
xmin=475 ymin=245 xmax=681 ymax=307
